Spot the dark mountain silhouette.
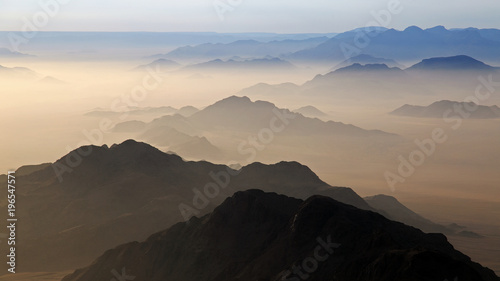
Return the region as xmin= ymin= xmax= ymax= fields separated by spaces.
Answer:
xmin=293 ymin=105 xmax=328 ymax=117
xmin=62 ymin=190 xmax=500 ymax=281
xmin=289 ymin=26 xmax=500 ymax=63
xmin=407 ymin=55 xmax=497 ymax=72
xmin=7 ymin=140 xmax=369 ymax=272
xmin=391 ymin=100 xmax=500 ymax=119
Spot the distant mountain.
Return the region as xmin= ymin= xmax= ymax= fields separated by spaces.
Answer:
xmin=333 ymin=54 xmax=405 ymax=70
xmin=364 ymin=194 xmax=482 ymax=237
xmin=37 ymin=76 xmax=67 ymax=84
xmin=7 ymin=140 xmax=370 ymax=272
xmin=86 ymin=105 xmax=199 ymax=118
xmin=181 ymin=57 xmax=295 ymax=72
xmin=334 ymin=63 xmax=404 ymax=73
xmin=114 ymin=96 xmax=395 ymax=139
xmin=0 ymin=47 xmax=34 ymax=57
xmin=133 ymin=58 xmax=181 ymax=71
xmin=138 ymin=125 xmax=220 ymax=158
xmin=0 ymin=64 xmax=40 ymax=80
xmin=239 ymin=54 xmax=498 ymax=100
xmin=390 ymin=100 xmax=500 ymax=119
xmin=407 ymin=55 xmax=497 ymax=72
xmin=112 ymin=120 xmax=147 ymax=132
xmin=153 ymin=37 xmax=330 ymax=61
xmin=62 ymin=190 xmax=500 ymax=281
xmin=289 ymin=26 xmax=500 ymax=63
xmin=187 ymin=96 xmax=393 ymax=137
xmin=293 ymin=105 xmax=328 ymax=117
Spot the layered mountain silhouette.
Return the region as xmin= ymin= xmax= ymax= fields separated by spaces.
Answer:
xmin=180 ymin=57 xmax=295 ymax=72
xmin=185 ymin=96 xmax=392 ymax=136
xmin=240 ymin=55 xmax=498 ymax=100
xmin=2 ymin=140 xmax=479 ymax=273
xmin=289 ymin=26 xmax=500 ymax=63
xmin=241 ymin=63 xmax=428 ymax=99
xmin=62 ymin=190 xmax=499 ymax=281
xmin=109 ymin=96 xmax=396 ymax=158
xmin=391 ymin=100 xmax=500 ymax=119
xmin=4 ymin=140 xmax=369 ymax=272
xmin=154 ymin=37 xmax=330 ymax=62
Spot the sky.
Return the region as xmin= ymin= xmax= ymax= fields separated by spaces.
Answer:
xmin=0 ymin=0 xmax=499 ymax=33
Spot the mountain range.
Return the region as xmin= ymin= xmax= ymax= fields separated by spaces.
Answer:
xmin=239 ymin=55 xmax=499 ymax=100
xmin=179 ymin=57 xmax=296 ymax=72
xmin=0 ymin=139 xmax=481 ymax=273
xmin=62 ymin=189 xmax=499 ymax=281
xmin=151 ymin=37 xmax=331 ymax=62
xmin=390 ymin=100 xmax=500 ymax=119
xmin=289 ymin=26 xmax=500 ymax=64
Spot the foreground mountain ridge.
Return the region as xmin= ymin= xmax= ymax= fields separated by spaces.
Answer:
xmin=62 ymin=190 xmax=500 ymax=281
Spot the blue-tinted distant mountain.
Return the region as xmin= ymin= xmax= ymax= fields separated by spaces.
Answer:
xmin=154 ymin=37 xmax=331 ymax=61
xmin=390 ymin=100 xmax=500 ymax=119
xmin=333 ymin=63 xmax=404 ymax=74
xmin=289 ymin=26 xmax=500 ymax=64
xmin=134 ymin=58 xmax=181 ymax=71
xmin=333 ymin=54 xmax=405 ymax=70
xmin=181 ymin=58 xmax=295 ymax=72
xmin=0 ymin=31 xmax=337 ymax=59
xmin=407 ymin=55 xmax=497 ymax=72
xmin=0 ymin=47 xmax=34 ymax=57
xmin=450 ymin=27 xmax=500 ymax=42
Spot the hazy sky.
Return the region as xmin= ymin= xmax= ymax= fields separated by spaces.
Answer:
xmin=1 ymin=0 xmax=499 ymax=33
